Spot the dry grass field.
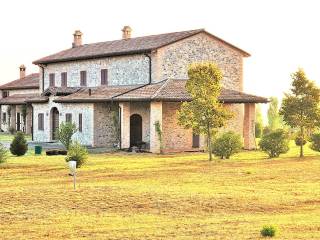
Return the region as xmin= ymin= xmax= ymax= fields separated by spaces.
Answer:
xmin=1 ymin=143 xmax=320 ymax=239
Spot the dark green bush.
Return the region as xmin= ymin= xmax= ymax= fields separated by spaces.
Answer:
xmin=260 ymin=225 xmax=277 ymax=237
xmin=262 ymin=126 xmax=271 ymax=136
xmin=0 ymin=143 xmax=8 ymax=164
xmin=259 ymin=129 xmax=289 ymax=158
xmin=310 ymin=133 xmax=320 ymax=152
xmin=212 ymin=131 xmax=242 ymax=159
xmin=65 ymin=142 xmax=88 ymax=168
xmin=10 ymin=132 xmax=28 ymax=156
xmin=255 ymin=122 xmax=263 ymax=138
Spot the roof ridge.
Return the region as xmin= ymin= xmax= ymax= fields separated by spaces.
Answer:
xmin=151 ymin=79 xmax=172 ymax=99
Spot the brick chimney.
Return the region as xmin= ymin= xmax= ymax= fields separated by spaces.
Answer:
xmin=19 ymin=64 xmax=26 ymax=79
xmin=72 ymin=30 xmax=83 ymax=48
xmin=122 ymin=26 xmax=132 ymax=40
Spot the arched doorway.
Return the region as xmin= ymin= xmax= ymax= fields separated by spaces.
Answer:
xmin=50 ymin=107 xmax=59 ymax=141
xmin=130 ymin=114 xmax=142 ymax=147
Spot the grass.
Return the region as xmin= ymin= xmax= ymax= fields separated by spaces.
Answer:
xmin=0 ymin=133 xmax=31 ymax=142
xmin=0 ymin=143 xmax=320 ymax=239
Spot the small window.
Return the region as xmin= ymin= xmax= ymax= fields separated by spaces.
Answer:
xmin=2 ymin=91 xmax=9 ymax=98
xmin=61 ymin=72 xmax=67 ymax=87
xmin=101 ymin=69 xmax=108 ymax=85
xmin=78 ymin=113 xmax=82 ymax=132
xmin=66 ymin=113 xmax=72 ymax=123
xmin=80 ymin=71 xmax=87 ymax=86
xmin=49 ymin=73 xmax=55 ymax=87
xmin=38 ymin=113 xmax=44 ymax=130
xmin=2 ymin=112 xmax=6 ymax=123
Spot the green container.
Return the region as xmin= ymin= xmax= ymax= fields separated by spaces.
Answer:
xmin=35 ymin=145 xmax=42 ymax=155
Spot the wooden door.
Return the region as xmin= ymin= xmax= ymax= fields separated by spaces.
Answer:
xmin=16 ymin=113 xmax=21 ymax=131
xmin=130 ymin=114 xmax=142 ymax=147
xmin=51 ymin=108 xmax=59 ymax=140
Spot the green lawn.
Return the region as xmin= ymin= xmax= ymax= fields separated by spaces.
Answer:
xmin=0 ymin=143 xmax=320 ymax=239
xmin=0 ymin=133 xmax=32 ymax=142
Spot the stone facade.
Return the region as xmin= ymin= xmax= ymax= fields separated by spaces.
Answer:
xmin=153 ymin=32 xmax=243 ymax=91
xmin=243 ymin=103 xmax=256 ymax=149
xmin=43 ymin=54 xmax=150 ymax=89
xmin=33 ymin=97 xmax=94 ymax=145
xmin=93 ymin=103 xmax=119 ymax=148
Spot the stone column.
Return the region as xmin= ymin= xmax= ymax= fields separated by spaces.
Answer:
xmin=119 ymin=102 xmax=130 ymax=149
xmin=26 ymin=105 xmax=32 ymax=134
xmin=243 ymin=103 xmax=256 ymax=150
xmin=150 ymin=101 xmax=162 ymax=153
xmin=10 ymin=106 xmax=16 ymax=131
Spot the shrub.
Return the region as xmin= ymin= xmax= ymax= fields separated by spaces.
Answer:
xmin=65 ymin=142 xmax=88 ymax=168
xmin=255 ymin=122 xmax=263 ymax=138
xmin=259 ymin=129 xmax=289 ymax=158
xmin=260 ymin=225 xmax=277 ymax=237
xmin=0 ymin=143 xmax=8 ymax=164
xmin=10 ymin=132 xmax=28 ymax=156
xmin=294 ymin=136 xmax=307 ymax=147
xmin=212 ymin=131 xmax=242 ymax=159
xmin=9 ymin=126 xmax=15 ymax=135
xmin=310 ymin=133 xmax=320 ymax=152
xmin=57 ymin=122 xmax=77 ymax=150
xmin=262 ymin=126 xmax=271 ymax=136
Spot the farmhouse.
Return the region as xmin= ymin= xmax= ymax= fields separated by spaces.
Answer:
xmin=1 ymin=27 xmax=268 ymax=153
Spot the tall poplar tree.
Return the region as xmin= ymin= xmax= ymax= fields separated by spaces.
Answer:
xmin=280 ymin=69 xmax=320 ymax=157
xmin=178 ymin=62 xmax=232 ymax=161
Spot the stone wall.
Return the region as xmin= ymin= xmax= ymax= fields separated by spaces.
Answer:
xmin=154 ymin=32 xmax=243 ymax=91
xmin=93 ymin=103 xmax=119 ymax=148
xmin=33 ymin=97 xmax=94 ymax=145
xmin=220 ymin=103 xmax=244 ymax=136
xmin=43 ymin=54 xmax=150 ymax=89
xmin=162 ymin=102 xmax=193 ymax=151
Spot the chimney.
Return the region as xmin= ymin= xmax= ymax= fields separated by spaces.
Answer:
xmin=19 ymin=64 xmax=26 ymax=79
xmin=122 ymin=26 xmax=132 ymax=40
xmin=72 ymin=30 xmax=83 ymax=48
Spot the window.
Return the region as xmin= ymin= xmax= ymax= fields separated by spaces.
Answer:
xmin=38 ymin=113 xmax=44 ymax=130
xmin=61 ymin=72 xmax=67 ymax=87
xmin=78 ymin=113 xmax=82 ymax=132
xmin=80 ymin=71 xmax=87 ymax=86
xmin=66 ymin=113 xmax=72 ymax=123
xmin=2 ymin=91 xmax=9 ymax=98
xmin=192 ymin=133 xmax=200 ymax=148
xmin=2 ymin=112 xmax=6 ymax=123
xmin=49 ymin=73 xmax=55 ymax=87
xmin=101 ymin=69 xmax=108 ymax=85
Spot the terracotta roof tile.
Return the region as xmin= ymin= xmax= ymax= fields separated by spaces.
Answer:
xmin=0 ymin=73 xmax=39 ymax=90
xmin=0 ymin=93 xmax=44 ymax=105
xmin=54 ymin=79 xmax=268 ymax=104
xmin=33 ymin=29 xmax=249 ymax=64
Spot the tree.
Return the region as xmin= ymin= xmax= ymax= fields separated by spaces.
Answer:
xmin=280 ymin=69 xmax=320 ymax=157
xmin=177 ymin=62 xmax=232 ymax=161
xmin=57 ymin=122 xmax=77 ymax=150
xmin=255 ymin=104 xmax=263 ymax=138
xmin=21 ymin=105 xmax=27 ymax=133
xmin=267 ymin=97 xmax=281 ymax=130
xmin=10 ymin=132 xmax=28 ymax=156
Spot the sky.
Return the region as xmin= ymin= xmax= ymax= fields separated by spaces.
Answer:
xmin=0 ymin=0 xmax=319 ymax=111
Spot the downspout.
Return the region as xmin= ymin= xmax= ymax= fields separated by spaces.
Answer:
xmin=144 ymin=53 xmax=152 ymax=84
xmin=39 ymin=64 xmax=46 ymax=93
xmin=30 ymin=104 xmax=34 ymax=141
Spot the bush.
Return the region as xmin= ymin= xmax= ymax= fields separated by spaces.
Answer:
xmin=212 ymin=131 xmax=242 ymax=159
xmin=10 ymin=132 xmax=28 ymax=156
xmin=262 ymin=126 xmax=271 ymax=136
xmin=65 ymin=142 xmax=88 ymax=168
xmin=310 ymin=133 xmax=320 ymax=152
xmin=0 ymin=143 xmax=8 ymax=164
xmin=58 ymin=122 xmax=77 ymax=150
xmin=255 ymin=122 xmax=263 ymax=138
xmin=294 ymin=136 xmax=307 ymax=146
xmin=260 ymin=225 xmax=277 ymax=237
xmin=9 ymin=126 xmax=15 ymax=135
xmin=259 ymin=129 xmax=289 ymax=158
